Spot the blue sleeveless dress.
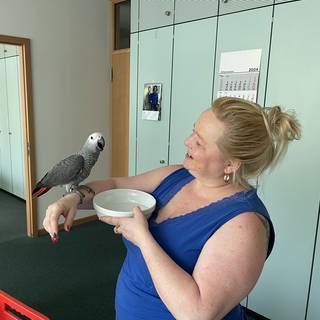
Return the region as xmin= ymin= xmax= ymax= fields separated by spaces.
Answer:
xmin=115 ymin=168 xmax=275 ymax=319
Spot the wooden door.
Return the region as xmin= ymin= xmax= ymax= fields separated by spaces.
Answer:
xmin=111 ymin=49 xmax=130 ymax=177
xmin=111 ymin=0 xmax=130 ymax=177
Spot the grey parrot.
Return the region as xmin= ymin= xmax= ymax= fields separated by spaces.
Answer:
xmin=32 ymin=132 xmax=105 ymax=198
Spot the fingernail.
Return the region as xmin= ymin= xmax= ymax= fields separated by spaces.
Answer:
xmin=66 ymin=225 xmax=71 ymax=232
xmin=51 ymin=236 xmax=57 ymax=244
xmin=51 ymin=232 xmax=59 ymax=243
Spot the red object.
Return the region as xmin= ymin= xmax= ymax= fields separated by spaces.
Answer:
xmin=0 ymin=290 xmax=49 ymax=320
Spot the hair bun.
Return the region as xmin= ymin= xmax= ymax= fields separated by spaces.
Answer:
xmin=264 ymin=106 xmax=301 ymax=142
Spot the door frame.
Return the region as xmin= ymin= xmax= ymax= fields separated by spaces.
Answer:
xmin=0 ymin=34 xmax=37 ymax=237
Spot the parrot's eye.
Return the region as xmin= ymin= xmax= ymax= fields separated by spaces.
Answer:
xmin=90 ymin=136 xmax=93 ymax=139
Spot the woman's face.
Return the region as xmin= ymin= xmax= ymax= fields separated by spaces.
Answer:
xmin=183 ymin=109 xmax=227 ymax=184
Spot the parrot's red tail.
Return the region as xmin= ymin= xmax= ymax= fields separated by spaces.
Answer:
xmin=32 ymin=187 xmax=51 ymax=198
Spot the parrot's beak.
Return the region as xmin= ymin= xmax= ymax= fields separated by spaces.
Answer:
xmin=97 ymin=137 xmax=105 ymax=151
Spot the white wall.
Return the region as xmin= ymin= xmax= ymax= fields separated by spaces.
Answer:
xmin=0 ymin=0 xmax=112 ymax=226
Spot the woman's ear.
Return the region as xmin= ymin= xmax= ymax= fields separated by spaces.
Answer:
xmin=224 ymin=159 xmax=241 ymax=174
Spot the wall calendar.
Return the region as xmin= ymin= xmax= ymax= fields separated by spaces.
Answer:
xmin=217 ymin=49 xmax=262 ymax=103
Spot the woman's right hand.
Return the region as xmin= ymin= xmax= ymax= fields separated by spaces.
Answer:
xmin=43 ymin=193 xmax=80 ymax=243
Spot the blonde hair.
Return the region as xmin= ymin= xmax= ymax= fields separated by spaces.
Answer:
xmin=211 ymin=97 xmax=301 ymax=188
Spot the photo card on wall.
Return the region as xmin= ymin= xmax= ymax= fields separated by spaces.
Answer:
xmin=142 ymin=83 xmax=162 ymax=121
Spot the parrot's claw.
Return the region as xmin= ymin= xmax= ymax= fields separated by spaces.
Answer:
xmin=66 ymin=184 xmax=77 ymax=193
xmin=78 ymin=185 xmax=95 ymax=194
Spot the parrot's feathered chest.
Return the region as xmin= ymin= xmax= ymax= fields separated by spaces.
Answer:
xmin=74 ymin=150 xmax=100 ymax=183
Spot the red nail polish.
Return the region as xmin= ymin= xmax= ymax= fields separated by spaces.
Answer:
xmin=51 ymin=232 xmax=59 ymax=243
xmin=66 ymin=225 xmax=71 ymax=232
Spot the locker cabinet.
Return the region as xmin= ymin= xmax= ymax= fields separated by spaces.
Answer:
xmin=218 ymin=0 xmax=273 ymax=15
xmin=213 ymin=6 xmax=273 ymax=105
xmin=129 ymin=1 xmax=320 ymax=318
xmin=135 ymin=27 xmax=173 ymax=174
xmin=139 ymin=0 xmax=174 ymax=31
xmin=174 ymin=0 xmax=218 ymax=24
xmin=129 ymin=33 xmax=138 ymax=176
xmin=248 ymin=1 xmax=320 ymax=318
xmin=307 ymin=204 xmax=320 ymax=320
xmin=275 ymin=0 xmax=301 ymax=4
xmin=130 ymin=0 xmax=139 ymax=33
xmin=169 ymin=18 xmax=217 ymax=165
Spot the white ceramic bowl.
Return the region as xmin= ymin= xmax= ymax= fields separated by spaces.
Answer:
xmin=93 ymin=189 xmax=156 ymax=218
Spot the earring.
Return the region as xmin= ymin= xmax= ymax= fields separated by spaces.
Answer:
xmin=223 ymin=174 xmax=230 ymax=184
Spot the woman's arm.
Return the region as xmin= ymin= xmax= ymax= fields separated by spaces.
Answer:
xmin=105 ymin=210 xmax=268 ymax=320
xmin=85 ymin=164 xmax=182 ymax=197
xmin=42 ymin=164 xmax=182 ymax=240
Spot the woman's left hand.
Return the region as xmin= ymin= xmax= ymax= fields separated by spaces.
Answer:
xmin=99 ymin=207 xmax=150 ymax=247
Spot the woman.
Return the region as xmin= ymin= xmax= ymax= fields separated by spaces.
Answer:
xmin=43 ymin=97 xmax=301 ymax=319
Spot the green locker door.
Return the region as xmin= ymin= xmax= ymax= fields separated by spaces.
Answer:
xmin=131 ymin=0 xmax=139 ymax=33
xmin=169 ymin=18 xmax=217 ymax=165
xmin=174 ymin=0 xmax=218 ymax=24
xmin=6 ymin=55 xmax=25 ymax=199
xmin=0 ymin=56 xmax=12 ymax=192
xmin=139 ymin=0 xmax=174 ymax=31
xmin=218 ymin=0 xmax=273 ymax=15
xmin=249 ymin=1 xmax=320 ymax=319
xmin=213 ymin=6 xmax=273 ymax=106
xmin=129 ymin=33 xmax=138 ymax=176
xmin=307 ymin=205 xmax=320 ymax=320
xmin=136 ymin=26 xmax=173 ymax=174
xmin=212 ymin=5 xmax=272 ymax=312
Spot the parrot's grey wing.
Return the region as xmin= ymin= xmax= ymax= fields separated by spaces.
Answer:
xmin=40 ymin=154 xmax=85 ymax=187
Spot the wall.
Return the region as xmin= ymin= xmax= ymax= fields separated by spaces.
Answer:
xmin=0 ymin=0 xmax=112 ymax=225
